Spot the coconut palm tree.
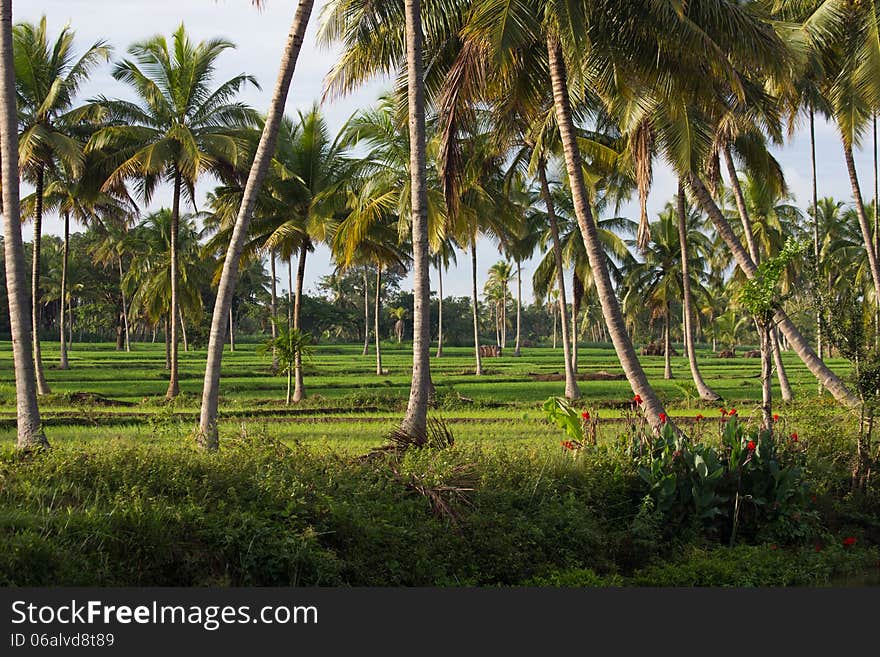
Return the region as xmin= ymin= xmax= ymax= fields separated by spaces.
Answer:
xmin=1 ymin=0 xmax=47 ymax=448
xmin=486 ymin=261 xmax=512 ymax=348
xmin=197 ymin=0 xmax=315 ymax=448
xmin=13 ymin=16 xmax=110 ymax=392
xmin=87 ymin=24 xmax=257 ymax=401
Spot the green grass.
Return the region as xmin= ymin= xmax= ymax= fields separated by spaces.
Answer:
xmin=1 ymin=340 xmax=877 ymax=587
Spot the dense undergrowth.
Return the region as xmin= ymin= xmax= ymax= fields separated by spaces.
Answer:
xmin=1 ymin=411 xmax=877 ymax=587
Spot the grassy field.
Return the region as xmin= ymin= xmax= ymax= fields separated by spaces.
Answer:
xmin=0 ymin=339 xmax=853 ymax=448
xmin=2 ymin=339 xmax=877 ymax=587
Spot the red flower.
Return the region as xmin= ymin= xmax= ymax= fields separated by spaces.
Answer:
xmin=695 ymin=413 xmax=704 ymax=421
xmin=581 ymin=411 xmax=590 ymax=420
xmin=633 ymin=394 xmax=643 ymax=405
xmin=747 ymin=440 xmax=756 ymax=451
xmin=729 ymin=408 xmax=737 ymax=416
xmin=659 ymin=412 xmax=668 ymax=424
xmin=815 ymin=544 xmax=822 ymax=552
xmin=790 ymin=432 xmax=798 ymax=442
xmin=719 ymin=407 xmax=727 ymax=416
xmin=773 ymin=414 xmax=780 ymax=422
xmin=843 ymin=537 xmax=857 ymax=547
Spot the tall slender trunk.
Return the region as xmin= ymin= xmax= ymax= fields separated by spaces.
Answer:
xmin=292 ymin=240 xmax=307 ymax=402
xmin=470 ymin=241 xmax=483 ymax=375
xmin=227 ymin=306 xmax=234 ymax=352
xmin=687 ymin=171 xmax=859 ymax=407
xmin=287 ymin=256 xmax=293 ymax=329
xmin=547 ymin=35 xmax=660 ymax=422
xmin=118 ymin=255 xmax=130 ymax=352
xmin=363 ymin=265 xmax=370 ymax=357
xmin=571 ymin=273 xmax=582 ymax=374
xmin=197 ymin=0 xmax=315 ymax=448
xmin=843 ymin=141 xmax=880 ymax=306
xmin=0 ymin=0 xmax=47 ymax=448
xmin=59 ymin=211 xmax=70 ymax=369
xmin=552 ymin=303 xmax=557 ymax=348
xmin=436 ymin=264 xmax=444 ymax=357
xmin=31 ymin=164 xmax=50 ymax=393
xmin=760 ymin=324 xmax=773 ymax=431
xmin=270 ymin=250 xmax=278 ymax=370
xmin=810 ymin=107 xmax=822 ymax=363
xmin=501 ymin=285 xmax=507 ymax=348
xmin=375 ymin=264 xmax=383 ymax=375
xmin=494 ymin=302 xmax=500 ymax=347
xmin=164 ymin=315 xmax=171 ymax=370
xmin=664 ymin=305 xmax=673 ymax=380
xmin=771 ymin=329 xmax=793 ymax=402
xmin=180 ymin=307 xmax=189 ymax=352
xmin=165 ymin=170 xmax=181 ymax=399
xmin=400 ymin=0 xmax=432 ymax=438
xmin=514 ymin=261 xmax=521 ymax=356
xmin=676 ymin=182 xmax=720 ymax=400
xmin=874 ymin=113 xmax=879 ymax=347
xmin=724 ymin=144 xmax=793 ymax=400
xmin=538 ymin=158 xmax=579 ymax=399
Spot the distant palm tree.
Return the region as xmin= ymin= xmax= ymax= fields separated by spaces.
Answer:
xmin=390 ymin=306 xmax=407 ymax=343
xmin=486 ymin=261 xmax=512 ymax=348
xmin=88 ymin=24 xmax=258 ymax=399
xmin=14 ymin=16 xmax=110 ymax=392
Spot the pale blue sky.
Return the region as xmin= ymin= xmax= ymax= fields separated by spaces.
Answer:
xmin=18 ymin=1 xmax=877 ymax=303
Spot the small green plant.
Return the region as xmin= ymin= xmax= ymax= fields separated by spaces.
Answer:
xmin=259 ymin=318 xmax=313 ymax=405
xmin=542 ymin=397 xmax=584 ymax=449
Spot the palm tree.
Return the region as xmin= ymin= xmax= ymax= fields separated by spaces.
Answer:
xmin=14 ymin=16 xmax=110 ymax=392
xmin=675 ymin=183 xmax=721 ymax=401
xmin=0 ymin=0 xmax=47 ymax=448
xmin=431 ymin=237 xmax=457 ymax=357
xmin=486 ymin=261 xmax=512 ymax=348
xmin=390 ymin=306 xmax=407 ymax=343
xmin=198 ymin=0 xmax=315 ymax=448
xmin=88 ymin=210 xmax=137 ymax=352
xmin=88 ymin=24 xmax=258 ymax=402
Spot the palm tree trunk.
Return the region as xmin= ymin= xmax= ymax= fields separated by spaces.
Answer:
xmin=270 ymin=250 xmax=278 ymax=370
xmin=164 ymin=315 xmax=171 ymax=370
xmin=436 ymin=264 xmax=444 ymax=357
xmin=286 ymin=368 xmax=292 ymax=406
xmin=538 ymin=158 xmax=579 ymax=399
xmin=375 ymin=264 xmax=383 ymax=375
xmin=197 ymin=0 xmax=315 ymax=448
xmin=118 ymin=255 xmax=130 ymax=352
xmin=760 ymin=324 xmax=773 ymax=430
xmin=547 ymin=35 xmax=661 ymax=422
xmin=31 ymin=164 xmax=51 ymax=394
xmin=664 ymin=305 xmax=673 ymax=380
xmin=399 ymin=0 xmax=433 ymax=439
xmin=59 ymin=211 xmax=70 ymax=369
xmin=843 ymin=141 xmax=880 ymax=306
xmin=363 ymin=265 xmax=370 ymax=357
xmin=288 ymin=256 xmax=293 ymax=329
xmin=771 ymin=329 xmax=793 ymax=402
xmin=180 ymin=307 xmax=189 ymax=352
xmin=810 ymin=106 xmax=822 ymax=362
xmin=676 ymin=182 xmax=720 ymax=400
xmin=687 ymin=171 xmax=859 ymax=407
xmin=0 ymin=0 xmax=47 ymax=449
xmin=293 ymin=240 xmax=307 ymax=402
xmin=724 ymin=144 xmax=793 ymax=399
xmin=470 ymin=241 xmax=483 ymax=375
xmin=552 ymin=303 xmax=557 ymax=348
xmin=227 ymin=306 xmax=234 ymax=352
xmin=514 ymin=261 xmax=521 ymax=356
xmin=165 ymin=170 xmax=181 ymax=399
xmin=874 ymin=112 xmax=879 ymax=347
xmin=571 ymin=273 xmax=583 ymax=374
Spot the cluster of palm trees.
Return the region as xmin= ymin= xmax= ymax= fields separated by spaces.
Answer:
xmin=3 ymin=1 xmax=880 ymax=451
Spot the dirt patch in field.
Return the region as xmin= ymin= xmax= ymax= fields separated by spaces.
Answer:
xmin=529 ymin=370 xmax=626 ymax=382
xmin=66 ymin=392 xmax=136 ymax=407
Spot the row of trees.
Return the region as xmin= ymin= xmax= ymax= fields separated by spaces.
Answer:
xmin=4 ymin=1 xmax=880 ymax=451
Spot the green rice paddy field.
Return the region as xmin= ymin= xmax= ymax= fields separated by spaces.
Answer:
xmin=0 ymin=340 xmax=852 ymax=448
